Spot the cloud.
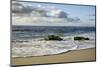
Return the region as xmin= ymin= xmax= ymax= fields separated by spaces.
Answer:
xmin=12 ymin=1 xmax=69 ymax=18
xmin=12 ymin=2 xmax=33 ymax=13
xmin=49 ymin=9 xmax=68 ymax=18
xmin=37 ymin=4 xmax=42 ymax=8
xmin=88 ymin=14 xmax=95 ymax=16
xmin=88 ymin=18 xmax=95 ymax=21
xmin=12 ymin=16 xmax=67 ymax=25
xmin=66 ymin=17 xmax=80 ymax=22
xmin=12 ymin=1 xmax=82 ymax=26
xmin=87 ymin=14 xmax=95 ymax=22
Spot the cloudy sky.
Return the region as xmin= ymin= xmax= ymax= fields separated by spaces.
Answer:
xmin=12 ymin=1 xmax=96 ymax=26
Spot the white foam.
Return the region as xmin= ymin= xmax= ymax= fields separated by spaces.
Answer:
xmin=74 ymin=40 xmax=95 ymax=50
xmin=12 ymin=40 xmax=78 ymax=57
xmin=12 ymin=32 xmax=96 ymax=57
xmin=12 ymin=38 xmax=95 ymax=57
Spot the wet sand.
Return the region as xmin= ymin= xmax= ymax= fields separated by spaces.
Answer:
xmin=11 ymin=48 xmax=96 ymax=66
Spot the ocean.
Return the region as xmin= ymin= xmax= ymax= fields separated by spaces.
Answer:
xmin=11 ymin=26 xmax=96 ymax=57
xmin=12 ymin=26 xmax=95 ymax=39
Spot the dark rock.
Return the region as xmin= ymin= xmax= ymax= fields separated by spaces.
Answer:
xmin=74 ymin=36 xmax=89 ymax=40
xmin=44 ymin=35 xmax=63 ymax=41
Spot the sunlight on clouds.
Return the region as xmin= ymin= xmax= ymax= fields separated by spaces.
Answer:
xmin=12 ymin=1 xmax=95 ymax=26
xmin=12 ymin=16 xmax=67 ymax=25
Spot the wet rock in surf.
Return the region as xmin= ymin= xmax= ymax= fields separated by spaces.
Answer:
xmin=44 ymin=35 xmax=63 ymax=41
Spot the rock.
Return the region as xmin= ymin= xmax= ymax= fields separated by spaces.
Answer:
xmin=44 ymin=35 xmax=63 ymax=41
xmin=74 ymin=36 xmax=89 ymax=40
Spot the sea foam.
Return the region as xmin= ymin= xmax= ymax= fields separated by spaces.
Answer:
xmin=12 ymin=37 xmax=95 ymax=57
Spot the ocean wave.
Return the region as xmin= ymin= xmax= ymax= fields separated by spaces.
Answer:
xmin=12 ymin=36 xmax=95 ymax=57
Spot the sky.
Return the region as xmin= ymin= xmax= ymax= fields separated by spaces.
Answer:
xmin=12 ymin=1 xmax=96 ymax=26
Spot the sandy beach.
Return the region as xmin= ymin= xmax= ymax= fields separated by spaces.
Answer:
xmin=11 ymin=48 xmax=96 ymax=66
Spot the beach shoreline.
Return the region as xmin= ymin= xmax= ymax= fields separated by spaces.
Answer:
xmin=11 ymin=48 xmax=96 ymax=66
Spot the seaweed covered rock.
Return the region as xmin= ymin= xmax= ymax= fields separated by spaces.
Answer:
xmin=74 ymin=36 xmax=89 ymax=40
xmin=44 ymin=35 xmax=63 ymax=41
